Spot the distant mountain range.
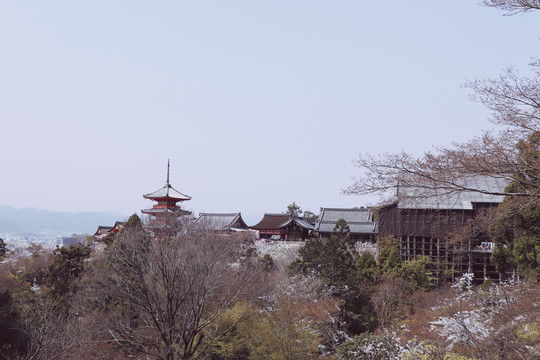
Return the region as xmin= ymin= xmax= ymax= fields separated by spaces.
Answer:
xmin=0 ymin=205 xmax=125 ymax=235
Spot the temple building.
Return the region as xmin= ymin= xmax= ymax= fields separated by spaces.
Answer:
xmin=195 ymin=213 xmax=250 ymax=233
xmin=142 ymin=161 xmax=191 ymax=234
xmin=250 ymin=213 xmax=314 ymax=241
xmin=315 ymin=207 xmax=378 ymax=243
xmin=378 ymin=175 xmax=509 ymax=282
xmin=93 ymin=221 xmax=125 ymax=241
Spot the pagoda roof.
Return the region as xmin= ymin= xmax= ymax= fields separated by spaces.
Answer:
xmin=143 ymin=183 xmax=191 ymax=201
xmin=141 ymin=208 xmax=192 ymax=216
xmin=250 ymin=213 xmax=314 ymax=231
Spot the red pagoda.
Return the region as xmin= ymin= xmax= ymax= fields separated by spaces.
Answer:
xmin=142 ymin=160 xmax=191 ymax=232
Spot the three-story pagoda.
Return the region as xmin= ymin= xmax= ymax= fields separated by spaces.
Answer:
xmin=142 ymin=160 xmax=191 ymax=231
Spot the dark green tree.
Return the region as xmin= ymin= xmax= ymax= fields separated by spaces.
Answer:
xmin=289 ymin=221 xmax=376 ymax=334
xmin=46 ymin=245 xmax=92 ymax=302
xmin=489 ymin=132 xmax=540 ymax=279
xmin=355 ymin=252 xmax=379 ymax=289
xmin=0 ymin=291 xmax=27 ymax=357
xmin=0 ymin=238 xmax=7 ymax=259
xmin=382 ymin=248 xmax=402 ymax=274
xmin=258 ymin=253 xmax=275 ymax=272
xmin=124 ymin=212 xmax=143 ymax=231
xmin=286 ymin=202 xmax=303 ymax=215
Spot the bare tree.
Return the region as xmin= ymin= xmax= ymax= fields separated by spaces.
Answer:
xmin=371 ymin=274 xmax=411 ymax=330
xmin=481 ymin=0 xmax=540 ymax=15
xmin=87 ymin=222 xmax=259 ymax=360
xmin=345 ymin=62 xmax=540 ymax=205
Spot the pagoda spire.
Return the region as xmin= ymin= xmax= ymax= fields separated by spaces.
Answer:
xmin=166 ymin=159 xmax=170 ymax=186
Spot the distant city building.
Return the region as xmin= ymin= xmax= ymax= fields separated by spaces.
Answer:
xmin=250 ymin=213 xmax=314 ymax=241
xmin=315 ymin=207 xmax=378 ymax=243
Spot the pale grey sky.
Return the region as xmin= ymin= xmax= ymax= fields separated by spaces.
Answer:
xmin=0 ymin=1 xmax=538 ymax=225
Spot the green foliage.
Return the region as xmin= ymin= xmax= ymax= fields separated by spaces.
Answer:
xmin=206 ymin=295 xmax=323 ymax=360
xmin=337 ymin=333 xmax=401 ymax=360
xmin=289 ymin=232 xmax=356 ymax=294
xmin=206 ymin=302 xmax=254 ymax=360
xmin=46 ymin=245 xmax=91 ymax=302
xmin=257 ymin=253 xmax=275 ymax=272
xmin=489 ymin=132 xmax=540 ymax=279
xmin=0 ymin=291 xmax=27 ymax=357
xmin=376 ymin=235 xmax=399 ymax=267
xmin=383 ymin=247 xmax=402 ymax=273
xmin=356 ymin=251 xmax=379 ymax=288
xmin=286 ymin=202 xmax=302 ymax=215
xmin=379 ymin=243 xmax=434 ymax=292
xmin=334 ymin=218 xmax=353 ymax=247
xmin=124 ymin=213 xmax=143 ymax=231
xmin=289 ymin=220 xmax=377 ymax=334
xmin=399 ymin=256 xmax=436 ymax=292
xmin=491 ymin=245 xmax=515 ymax=274
xmin=512 ymin=235 xmax=540 ymax=279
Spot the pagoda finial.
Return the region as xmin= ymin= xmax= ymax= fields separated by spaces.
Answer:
xmin=167 ymin=159 xmax=170 ymax=185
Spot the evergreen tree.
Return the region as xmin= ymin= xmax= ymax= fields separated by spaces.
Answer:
xmin=0 ymin=291 xmax=27 ymax=357
xmin=46 ymin=245 xmax=92 ymax=303
xmin=356 ymin=252 xmax=379 ymax=289
xmin=489 ymin=132 xmax=540 ymax=279
xmin=286 ymin=202 xmax=303 ymax=215
xmin=289 ymin=220 xmax=376 ymax=334
xmin=0 ymin=238 xmax=7 ymax=259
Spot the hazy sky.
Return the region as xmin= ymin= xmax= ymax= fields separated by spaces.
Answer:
xmin=1 ymin=1 xmax=538 ymax=225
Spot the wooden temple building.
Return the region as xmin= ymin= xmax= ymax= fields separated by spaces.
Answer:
xmin=93 ymin=221 xmax=125 ymax=241
xmin=315 ymin=207 xmax=378 ymax=242
xmin=378 ymin=175 xmax=509 ymax=282
xmin=250 ymin=213 xmax=315 ymax=241
xmin=195 ymin=213 xmax=250 ymax=233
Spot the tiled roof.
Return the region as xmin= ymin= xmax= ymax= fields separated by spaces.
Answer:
xmin=315 ymin=207 xmax=378 ymax=235
xmin=143 ymin=184 xmax=191 ymax=201
xmin=94 ymin=225 xmax=113 ymax=236
xmin=141 ymin=208 xmax=192 ymax=216
xmin=196 ymin=213 xmax=248 ymax=231
xmin=250 ymin=213 xmax=314 ymax=231
xmin=397 ymin=175 xmax=510 ymax=210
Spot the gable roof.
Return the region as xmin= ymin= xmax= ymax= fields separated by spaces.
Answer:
xmin=143 ymin=183 xmax=191 ymax=201
xmin=315 ymin=207 xmax=378 ymax=234
xmin=195 ymin=213 xmax=248 ymax=231
xmin=397 ymin=175 xmax=509 ymax=210
xmin=94 ymin=225 xmax=113 ymax=236
xmin=250 ymin=213 xmax=315 ymax=231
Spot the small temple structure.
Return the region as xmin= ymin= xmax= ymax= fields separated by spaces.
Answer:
xmin=250 ymin=213 xmax=314 ymax=241
xmin=142 ymin=160 xmax=191 ymax=233
xmin=195 ymin=213 xmax=250 ymax=233
xmin=315 ymin=207 xmax=378 ymax=243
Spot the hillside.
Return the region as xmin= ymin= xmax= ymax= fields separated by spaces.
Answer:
xmin=0 ymin=205 xmax=124 ymax=235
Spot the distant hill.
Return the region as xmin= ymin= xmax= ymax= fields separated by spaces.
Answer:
xmin=0 ymin=205 xmax=126 ymax=235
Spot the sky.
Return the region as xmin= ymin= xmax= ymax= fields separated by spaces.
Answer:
xmin=0 ymin=1 xmax=538 ymax=225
